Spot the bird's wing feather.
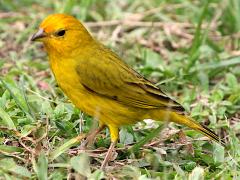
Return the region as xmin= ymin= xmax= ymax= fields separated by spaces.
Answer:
xmin=76 ymin=46 xmax=185 ymax=112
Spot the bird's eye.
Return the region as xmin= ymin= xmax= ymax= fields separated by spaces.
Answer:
xmin=55 ymin=30 xmax=66 ymax=37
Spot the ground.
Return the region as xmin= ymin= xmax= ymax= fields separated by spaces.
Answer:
xmin=0 ymin=0 xmax=240 ymax=179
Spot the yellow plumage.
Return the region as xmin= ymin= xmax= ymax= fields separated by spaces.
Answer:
xmin=31 ymin=14 xmax=224 ymax=168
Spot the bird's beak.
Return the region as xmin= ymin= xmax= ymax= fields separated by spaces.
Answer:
xmin=31 ymin=28 xmax=46 ymax=41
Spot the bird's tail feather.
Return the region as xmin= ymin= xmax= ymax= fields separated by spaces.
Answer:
xmin=153 ymin=110 xmax=225 ymax=146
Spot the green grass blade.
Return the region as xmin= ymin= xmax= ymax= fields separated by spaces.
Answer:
xmin=186 ymin=0 xmax=210 ymax=71
xmin=0 ymin=78 xmax=34 ymax=121
xmin=49 ymin=134 xmax=86 ymax=161
xmin=62 ymin=0 xmax=75 ymax=14
xmin=0 ymin=145 xmax=23 ymax=153
xmin=191 ymin=56 xmax=240 ymax=72
xmin=128 ymin=124 xmax=164 ymax=154
xmin=19 ymin=76 xmax=36 ymax=120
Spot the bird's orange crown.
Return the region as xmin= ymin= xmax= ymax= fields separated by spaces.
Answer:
xmin=40 ymin=14 xmax=83 ymax=33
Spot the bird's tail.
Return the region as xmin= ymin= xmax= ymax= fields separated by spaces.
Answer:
xmin=152 ymin=110 xmax=225 ymax=146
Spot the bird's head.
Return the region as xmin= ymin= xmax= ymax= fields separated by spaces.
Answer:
xmin=31 ymin=14 xmax=93 ymax=56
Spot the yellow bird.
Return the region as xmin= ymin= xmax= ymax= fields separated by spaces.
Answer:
xmin=31 ymin=14 xmax=224 ymax=169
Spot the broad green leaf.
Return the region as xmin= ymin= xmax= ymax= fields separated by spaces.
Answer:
xmin=120 ymin=128 xmax=134 ymax=145
xmin=88 ymin=170 xmax=104 ymax=180
xmin=0 ymin=158 xmax=31 ymax=178
xmin=226 ymin=73 xmax=238 ymax=89
xmin=70 ymin=153 xmax=91 ymax=177
xmin=0 ymin=106 xmax=16 ymax=129
xmin=213 ymin=143 xmax=225 ymax=164
xmin=35 ymin=153 xmax=48 ymax=180
xmin=189 ymin=166 xmax=204 ymax=180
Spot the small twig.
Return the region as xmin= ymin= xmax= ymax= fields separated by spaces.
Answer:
xmin=111 ymin=25 xmax=122 ymax=42
xmin=0 ymin=150 xmax=27 ymax=163
xmin=21 ymin=136 xmax=36 ymax=143
xmin=0 ymin=126 xmax=21 ymax=137
xmin=144 ymin=140 xmax=164 ymax=147
xmin=86 ymin=20 xmax=192 ymax=28
xmin=79 ymin=112 xmax=84 ymax=134
xmin=35 ymin=118 xmax=49 ymax=143
xmin=19 ymin=139 xmax=36 ymax=155
xmin=0 ymin=12 xmax=22 ymax=18
xmin=25 ymin=87 xmax=56 ymax=103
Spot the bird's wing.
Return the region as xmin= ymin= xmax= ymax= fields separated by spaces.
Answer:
xmin=76 ymin=46 xmax=185 ymax=112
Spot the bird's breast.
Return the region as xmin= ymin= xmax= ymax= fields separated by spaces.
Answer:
xmin=49 ymin=57 xmax=104 ymax=117
xmin=48 ymin=56 xmax=149 ymax=127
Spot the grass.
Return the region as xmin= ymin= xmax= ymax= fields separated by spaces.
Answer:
xmin=0 ymin=0 xmax=240 ymax=179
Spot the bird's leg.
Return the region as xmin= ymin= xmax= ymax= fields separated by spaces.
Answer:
xmin=80 ymin=124 xmax=106 ymax=149
xmin=100 ymin=125 xmax=119 ymax=170
xmin=178 ymin=130 xmax=194 ymax=155
xmin=101 ymin=140 xmax=117 ymax=170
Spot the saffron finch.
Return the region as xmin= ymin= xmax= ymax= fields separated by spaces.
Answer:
xmin=31 ymin=14 xmax=225 ymax=169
